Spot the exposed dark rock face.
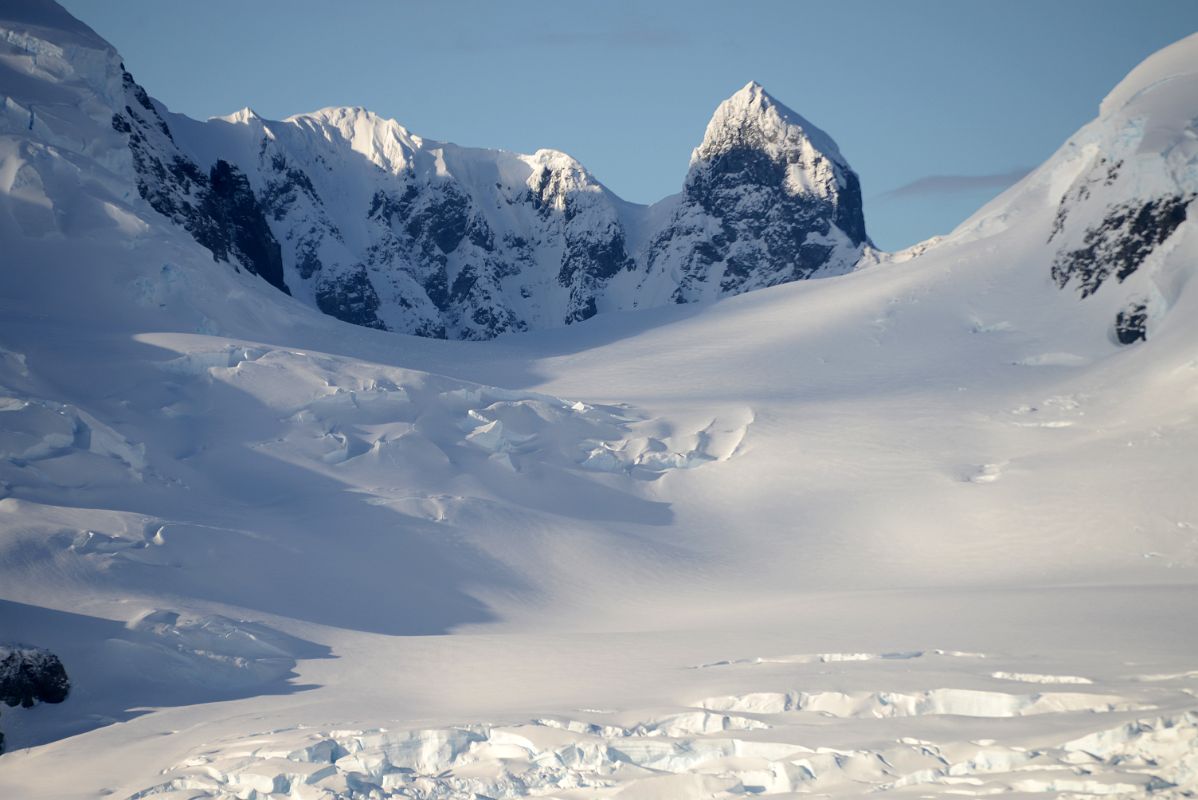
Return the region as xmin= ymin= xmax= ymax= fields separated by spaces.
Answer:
xmin=315 ymin=267 xmax=386 ymax=331
xmin=1114 ymin=301 xmax=1149 ymax=344
xmin=331 ymin=150 xmax=638 ymax=339
xmin=1043 ymin=132 xmax=1193 ymax=342
xmin=679 ymin=144 xmax=864 ymax=293
xmin=405 ymin=182 xmax=471 ymax=255
xmin=261 ymin=153 xmax=338 ymax=284
xmin=375 ymin=181 xmax=519 ymax=338
xmin=0 ymin=646 xmax=70 ymax=754
xmin=112 ymin=69 xmax=289 ymax=295
xmin=261 ymin=153 xmax=322 ymax=223
xmin=202 ymin=160 xmax=288 ymax=292
xmin=0 ymin=647 xmax=69 ymax=708
xmin=561 ymin=228 xmax=633 ymax=323
xmin=1051 ymin=194 xmax=1191 ymax=297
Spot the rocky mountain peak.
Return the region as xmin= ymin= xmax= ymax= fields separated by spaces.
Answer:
xmin=694 ymin=79 xmax=852 ymax=178
xmin=635 ymin=81 xmax=870 ymax=305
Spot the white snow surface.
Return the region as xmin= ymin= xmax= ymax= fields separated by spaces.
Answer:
xmin=1 ymin=4 xmax=1198 ymax=799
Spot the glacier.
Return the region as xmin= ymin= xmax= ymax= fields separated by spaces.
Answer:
xmin=1 ymin=2 xmax=1198 ymax=798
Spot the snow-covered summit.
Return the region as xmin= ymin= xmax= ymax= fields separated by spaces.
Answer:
xmin=286 ymin=106 xmax=427 ymax=174
xmin=694 ymin=81 xmax=849 ymax=179
xmin=1100 ymin=31 xmax=1198 ymax=117
xmin=636 ymin=82 xmax=869 ymax=304
xmin=218 ymin=107 xmax=264 ymax=125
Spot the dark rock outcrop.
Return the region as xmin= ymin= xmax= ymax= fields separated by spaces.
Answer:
xmin=1114 ymin=301 xmax=1149 ymax=344
xmin=0 ymin=646 xmax=70 ymax=754
xmin=315 ymin=267 xmax=386 ymax=331
xmin=1051 ymin=194 xmax=1191 ymax=297
xmin=112 ymin=69 xmax=289 ymax=295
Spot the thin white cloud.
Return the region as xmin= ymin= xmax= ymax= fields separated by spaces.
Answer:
xmin=877 ymin=167 xmax=1032 ymax=200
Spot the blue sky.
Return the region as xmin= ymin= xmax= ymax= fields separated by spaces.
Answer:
xmin=61 ymin=0 xmax=1198 ymax=250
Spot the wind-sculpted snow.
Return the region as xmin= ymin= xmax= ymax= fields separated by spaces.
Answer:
xmin=0 ymin=372 xmax=148 ymax=494
xmin=692 ymin=650 xmax=982 ymax=669
xmin=697 ymin=688 xmax=1145 ymax=717
xmin=158 ymin=341 xmax=748 ymax=484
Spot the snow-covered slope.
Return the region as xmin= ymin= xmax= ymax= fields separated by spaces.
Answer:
xmin=0 ymin=0 xmax=289 ymax=295
xmin=931 ymin=32 xmax=1198 ymax=345
xmin=1 ymin=2 xmax=1197 ymax=798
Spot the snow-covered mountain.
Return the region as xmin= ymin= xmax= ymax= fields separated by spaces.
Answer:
xmin=168 ymin=88 xmax=870 ymax=338
xmin=931 ymin=31 xmax=1198 ymax=347
xmin=2 ymin=2 xmax=1198 ymax=798
xmin=1 ymin=1 xmax=869 ymax=339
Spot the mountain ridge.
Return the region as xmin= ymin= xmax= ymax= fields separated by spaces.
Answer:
xmin=1 ymin=0 xmax=871 ymax=339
